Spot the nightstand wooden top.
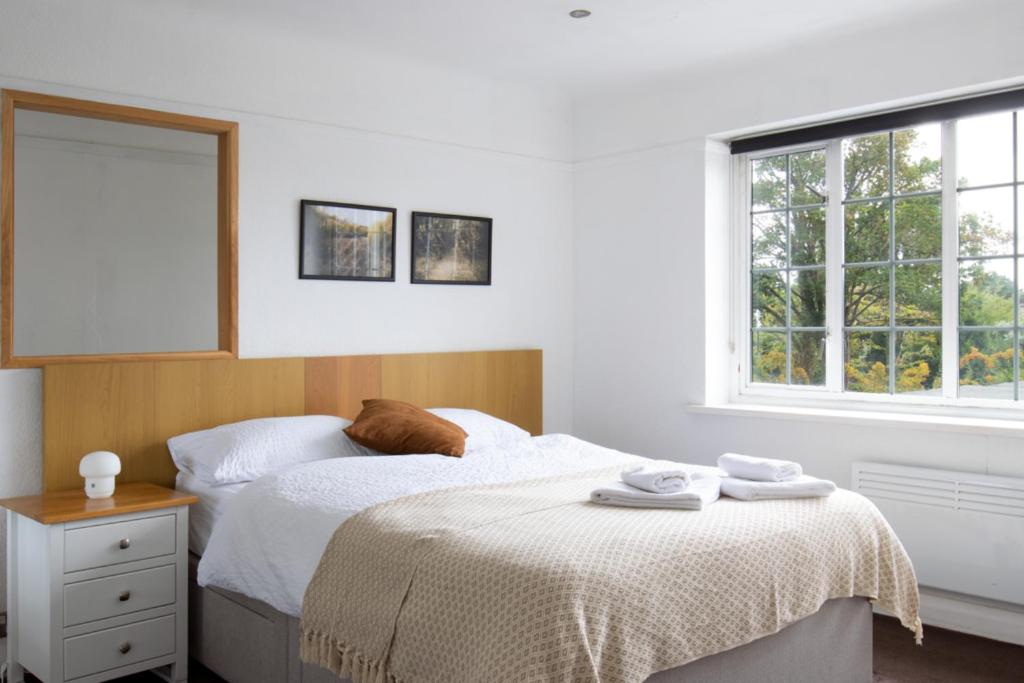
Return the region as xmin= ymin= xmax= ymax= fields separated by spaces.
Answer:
xmin=0 ymin=482 xmax=198 ymax=524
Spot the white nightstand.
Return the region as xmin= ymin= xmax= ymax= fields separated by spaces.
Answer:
xmin=1 ymin=484 xmax=197 ymax=683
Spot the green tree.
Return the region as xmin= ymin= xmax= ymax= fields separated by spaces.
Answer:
xmin=752 ymin=127 xmax=1009 ymax=393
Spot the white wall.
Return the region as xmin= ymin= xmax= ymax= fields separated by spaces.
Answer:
xmin=0 ymin=1 xmax=570 ymax=162
xmin=573 ymin=0 xmax=1024 ymax=162
xmin=572 ymin=0 xmax=1024 ymax=636
xmin=0 ymin=0 xmax=574 ymax=612
xmin=573 ymin=0 xmax=1024 ymax=471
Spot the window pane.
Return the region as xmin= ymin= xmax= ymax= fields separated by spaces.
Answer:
xmin=958 ymin=330 xmax=1016 ymax=398
xmin=791 ymin=208 xmax=825 ymax=265
xmin=752 ymin=332 xmax=787 ymax=384
xmin=751 ymin=155 xmax=787 ymax=211
xmin=894 ymin=124 xmax=941 ymax=194
xmin=845 ymin=266 xmax=890 ymax=326
xmin=845 ymin=331 xmax=889 ymax=393
xmin=845 ymin=200 xmax=890 ymax=263
xmin=791 ymin=269 xmax=826 ymax=327
xmin=844 ymin=133 xmax=890 ymax=200
xmin=752 ymin=211 xmax=787 ymax=268
xmin=790 ymin=149 xmax=826 ymax=206
xmin=959 ymin=187 xmax=1014 ymax=256
xmin=1019 ymin=111 xmax=1024 ymax=182
xmin=957 ymin=112 xmax=1014 ymax=188
xmin=959 ymin=258 xmax=1015 ymax=327
xmin=1019 ymin=260 xmax=1024 ymax=324
xmin=791 ymin=331 xmax=825 ymax=386
xmin=895 ymin=195 xmax=941 ymax=260
xmin=752 ymin=271 xmax=787 ymax=328
xmin=896 ymin=331 xmax=941 ymax=394
xmin=895 ymin=264 xmax=941 ymax=326
xmin=1019 ymin=187 xmax=1024 ymax=255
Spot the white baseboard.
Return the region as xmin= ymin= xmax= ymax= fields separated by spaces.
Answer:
xmin=876 ymin=587 xmax=1024 ymax=645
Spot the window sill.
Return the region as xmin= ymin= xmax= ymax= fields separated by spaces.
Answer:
xmin=686 ymin=402 xmax=1024 ymax=437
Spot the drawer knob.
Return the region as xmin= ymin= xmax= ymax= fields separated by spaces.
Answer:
xmin=118 ymin=641 xmax=132 ymax=655
xmin=118 ymin=590 xmax=131 ymax=602
xmin=118 ymin=538 xmax=131 ymax=550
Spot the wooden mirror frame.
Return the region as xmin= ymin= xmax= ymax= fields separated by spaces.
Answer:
xmin=0 ymin=89 xmax=238 ymax=367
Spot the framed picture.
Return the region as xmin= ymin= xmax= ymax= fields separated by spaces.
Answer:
xmin=299 ymin=199 xmax=396 ymax=281
xmin=411 ymin=212 xmax=492 ymax=285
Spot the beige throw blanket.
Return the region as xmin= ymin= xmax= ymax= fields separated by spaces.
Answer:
xmin=300 ymin=466 xmax=921 ymax=683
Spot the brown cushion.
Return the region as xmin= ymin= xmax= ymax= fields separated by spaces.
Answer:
xmin=344 ymin=399 xmax=468 ymax=457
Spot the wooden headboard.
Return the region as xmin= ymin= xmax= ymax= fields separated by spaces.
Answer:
xmin=42 ymin=349 xmax=542 ymax=492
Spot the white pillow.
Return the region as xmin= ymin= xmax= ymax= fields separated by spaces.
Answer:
xmin=168 ymin=415 xmax=372 ymax=485
xmin=426 ymin=409 xmax=531 ymax=452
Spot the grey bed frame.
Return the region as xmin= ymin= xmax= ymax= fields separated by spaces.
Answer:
xmin=188 ymin=554 xmax=873 ymax=683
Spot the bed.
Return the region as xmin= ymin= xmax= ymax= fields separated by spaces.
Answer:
xmin=188 ymin=563 xmax=873 ymax=683
xmin=182 ymin=434 xmax=917 ymax=683
xmin=39 ymin=350 xmax=920 ymax=683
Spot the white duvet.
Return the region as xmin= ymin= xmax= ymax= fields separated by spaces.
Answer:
xmin=197 ymin=434 xmax=680 ymax=616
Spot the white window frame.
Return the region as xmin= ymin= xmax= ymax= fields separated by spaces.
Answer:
xmin=729 ymin=116 xmax=1024 ymax=419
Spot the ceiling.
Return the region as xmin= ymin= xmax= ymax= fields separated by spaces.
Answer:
xmin=179 ymin=0 xmax=961 ymax=97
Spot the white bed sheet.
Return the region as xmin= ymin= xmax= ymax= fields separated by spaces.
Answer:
xmin=175 ymin=472 xmax=247 ymax=554
xmin=198 ymin=434 xmax=709 ymax=617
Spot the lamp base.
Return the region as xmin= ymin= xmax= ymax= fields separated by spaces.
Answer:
xmin=84 ymin=476 xmax=116 ymax=499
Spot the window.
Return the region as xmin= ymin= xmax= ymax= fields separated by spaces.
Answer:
xmin=956 ymin=112 xmax=1022 ymax=400
xmin=842 ymin=126 xmax=942 ymax=395
xmin=750 ymin=149 xmax=826 ymax=385
xmin=737 ymin=102 xmax=1024 ymax=407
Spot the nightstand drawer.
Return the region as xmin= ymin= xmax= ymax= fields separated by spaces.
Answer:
xmin=65 ymin=564 xmax=176 ymax=626
xmin=64 ymin=614 xmax=175 ymax=680
xmin=65 ymin=514 xmax=176 ymax=573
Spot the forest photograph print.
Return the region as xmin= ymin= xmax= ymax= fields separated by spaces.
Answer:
xmin=411 ymin=212 xmax=492 ymax=285
xmin=300 ymin=200 xmax=396 ymax=281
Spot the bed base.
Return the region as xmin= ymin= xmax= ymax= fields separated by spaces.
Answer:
xmin=189 ymin=555 xmax=872 ymax=683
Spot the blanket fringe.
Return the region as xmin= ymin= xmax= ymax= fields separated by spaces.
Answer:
xmin=910 ymin=615 xmax=924 ymax=645
xmin=872 ymin=597 xmax=924 ymax=645
xmin=299 ymin=628 xmax=399 ymax=683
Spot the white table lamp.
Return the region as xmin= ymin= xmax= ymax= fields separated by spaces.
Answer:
xmin=79 ymin=451 xmax=122 ymax=499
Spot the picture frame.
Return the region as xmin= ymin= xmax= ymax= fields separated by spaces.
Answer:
xmin=299 ymin=199 xmax=396 ymax=282
xmin=411 ymin=212 xmax=492 ymax=285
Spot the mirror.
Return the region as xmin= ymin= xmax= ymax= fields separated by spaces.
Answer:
xmin=1 ymin=90 xmax=237 ymax=367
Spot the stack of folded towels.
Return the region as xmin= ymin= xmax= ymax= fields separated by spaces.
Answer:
xmin=590 ymin=453 xmax=836 ymax=510
xmin=717 ymin=452 xmax=836 ymax=500
xmin=590 ymin=464 xmax=722 ymax=510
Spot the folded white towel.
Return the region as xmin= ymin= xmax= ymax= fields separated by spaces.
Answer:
xmin=620 ymin=464 xmax=691 ymax=494
xmin=591 ymin=477 xmax=721 ymax=510
xmin=717 ymin=452 xmax=803 ymax=482
xmin=720 ymin=475 xmax=836 ymax=501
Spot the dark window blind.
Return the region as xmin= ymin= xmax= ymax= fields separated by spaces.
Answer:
xmin=731 ymin=88 xmax=1024 ymax=155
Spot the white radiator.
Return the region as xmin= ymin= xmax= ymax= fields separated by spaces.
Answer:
xmin=852 ymin=462 xmax=1024 ymax=606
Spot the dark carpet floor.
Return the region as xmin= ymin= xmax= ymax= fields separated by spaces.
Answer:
xmin=872 ymin=615 xmax=1024 ymax=683
xmin=22 ymin=615 xmax=1024 ymax=682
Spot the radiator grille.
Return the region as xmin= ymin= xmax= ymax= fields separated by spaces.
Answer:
xmin=853 ymin=462 xmax=1024 ymax=605
xmin=855 ymin=468 xmax=1024 ymax=517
